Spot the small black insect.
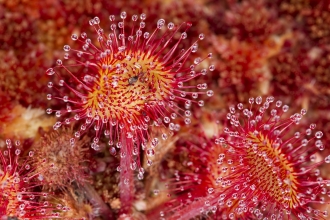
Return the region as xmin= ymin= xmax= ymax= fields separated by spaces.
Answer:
xmin=128 ymin=75 xmax=139 ymax=85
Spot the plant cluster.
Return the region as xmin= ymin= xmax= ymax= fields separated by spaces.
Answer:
xmin=0 ymin=0 xmax=329 ymax=219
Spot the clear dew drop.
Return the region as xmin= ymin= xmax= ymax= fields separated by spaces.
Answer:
xmin=162 ymin=133 xmax=168 ymax=140
xmin=120 ymin=11 xmax=127 ymax=19
xmin=208 ymin=188 xmax=214 ymax=194
xmin=94 ymin=16 xmax=100 ymax=24
xmin=71 ymin=34 xmax=78 ymax=40
xmin=282 ymin=105 xmax=289 ymax=112
xmin=15 ymin=149 xmax=21 ymax=155
xmin=184 ymin=118 xmax=191 ymax=124
xmin=209 ymin=65 xmax=215 ymax=71
xmin=154 ymin=189 xmax=159 ymax=195
xmin=88 ymin=19 xmax=95 ymax=26
xmin=109 ymin=15 xmax=115 ymax=21
xmin=55 ymin=111 xmax=61 ymax=117
xmin=194 ymin=57 xmax=202 ymax=64
xmin=80 ymin=32 xmax=87 ymax=39
xmin=46 ymin=68 xmax=55 ymax=76
xmin=132 ymin=14 xmax=138 ymax=21
xmin=56 ymin=59 xmax=62 ymax=66
xmin=137 ymin=172 xmax=143 ymax=180
xmin=256 ymin=96 xmax=262 ymax=105
xmin=164 ymin=117 xmax=170 ymax=123
xmin=28 ymin=151 xmax=34 ymax=157
xmin=315 ymin=131 xmax=323 ymax=139
xmin=168 ymin=22 xmax=174 ymax=30
xmin=151 ymin=138 xmax=159 ymax=148
xmin=63 ymin=45 xmax=71 ymax=51
xmin=130 ymin=162 xmax=137 ymax=170
xmin=147 ymin=148 xmax=155 ymax=157
xmin=59 ymin=79 xmax=64 ymax=86
xmin=157 ymin=19 xmax=165 ymax=29
xmin=118 ymin=22 xmax=124 ymax=29
xmin=207 ymin=90 xmax=214 ymax=97
xmin=69 ymin=138 xmax=75 ymax=146
xmin=143 ymin=32 xmax=149 ymax=39
xmin=310 ymin=123 xmax=316 ymax=129
xmin=325 ymin=155 xmax=330 ymax=163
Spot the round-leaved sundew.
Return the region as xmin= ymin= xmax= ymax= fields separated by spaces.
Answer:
xmin=159 ymin=96 xmax=330 ymax=220
xmin=31 ymin=127 xmax=90 ymax=190
xmin=46 ymin=12 xmax=214 ymax=155
xmin=0 ymin=139 xmax=67 ymax=219
xmin=213 ymin=96 xmax=330 ymax=219
xmin=46 ymin=12 xmax=213 ymax=215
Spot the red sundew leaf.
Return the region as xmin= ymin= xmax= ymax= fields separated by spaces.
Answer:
xmin=153 ymin=96 xmax=330 ymax=219
xmin=45 ymin=11 xmax=214 ymax=216
xmin=0 ymin=139 xmax=67 ymax=219
xmin=31 ymin=127 xmax=90 ymax=190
